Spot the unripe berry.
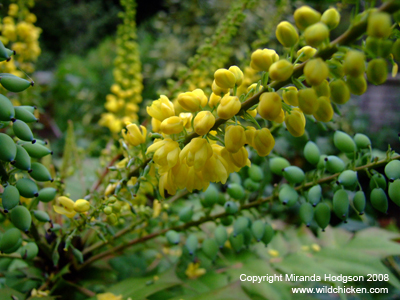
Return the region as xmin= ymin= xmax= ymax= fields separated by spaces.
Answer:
xmin=258 ymin=92 xmax=282 ymax=121
xmin=193 ymin=111 xmax=215 ymax=136
xmin=346 ymin=75 xmax=367 ymax=96
xmin=313 ymin=96 xmax=333 ymax=122
xmin=304 ymin=141 xmax=320 ymax=165
xmin=321 ymin=8 xmax=340 ymax=30
xmin=217 ymin=95 xmax=241 ymax=119
xmin=225 ymin=125 xmax=246 ymax=153
xmin=367 ymin=12 xmax=392 ymax=39
xmin=282 ymin=86 xmax=298 ymax=106
xmin=160 ymin=116 xmax=184 ymax=135
xmin=304 ymin=22 xmax=329 ymax=48
xmin=270 ymin=157 xmax=290 ymax=176
xmin=367 ymin=58 xmax=388 ymax=85
xmin=297 ymin=46 xmax=317 ymax=62
xmin=269 ymin=60 xmax=293 ymax=81
xmin=343 ymin=51 xmax=365 ymax=77
xmin=330 ymin=79 xmax=350 ymax=104
xmin=354 ymin=133 xmax=371 ymax=149
xmin=298 ymin=88 xmax=318 ymax=115
xmin=276 ymin=21 xmax=299 ymax=48
xmin=304 ymin=58 xmax=329 ymax=86
xmin=228 ymin=66 xmax=244 ymax=86
xmin=250 ymin=49 xmax=279 ymax=72
xmin=214 ymin=68 xmax=236 ymax=89
xmin=294 ymin=6 xmax=321 ymax=30
xmin=253 ymin=128 xmax=275 ymax=157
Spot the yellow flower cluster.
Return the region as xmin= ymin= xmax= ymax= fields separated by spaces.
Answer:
xmin=0 ymin=2 xmax=41 ymax=75
xmin=53 ymin=197 xmax=91 ymax=218
xmin=99 ymin=0 xmax=143 ymax=133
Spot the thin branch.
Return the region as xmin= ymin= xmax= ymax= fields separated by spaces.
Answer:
xmin=90 ymin=153 xmax=123 ymax=193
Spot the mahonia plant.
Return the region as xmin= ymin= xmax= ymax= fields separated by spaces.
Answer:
xmin=99 ymin=0 xmax=143 ymax=133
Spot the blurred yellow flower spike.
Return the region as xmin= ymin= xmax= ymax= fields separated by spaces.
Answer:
xmin=96 ymin=293 xmax=122 ymax=300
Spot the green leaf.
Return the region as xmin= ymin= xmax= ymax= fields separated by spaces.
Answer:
xmin=0 ymin=287 xmax=24 ymax=300
xmin=184 ymin=281 xmax=252 ymax=300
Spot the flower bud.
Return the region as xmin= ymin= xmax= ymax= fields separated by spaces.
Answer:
xmin=273 ymin=109 xmax=285 ymax=123
xmin=194 ymin=111 xmax=215 ymax=136
xmin=212 ymin=80 xmax=229 ymax=95
xmin=177 ymin=89 xmax=208 ymax=112
xmin=313 ymin=96 xmax=333 ymax=122
xmin=250 ymin=49 xmax=279 ymax=72
xmin=258 ymin=92 xmax=282 ymax=121
xmin=367 ymin=12 xmax=392 ymax=38
xmin=304 ymin=22 xmax=329 ymax=48
xmin=160 ymin=116 xmax=184 ymax=135
xmin=269 ymin=60 xmax=293 ymax=82
xmin=294 ymin=6 xmax=321 ymax=30
xmin=73 ymin=199 xmax=90 ymax=213
xmin=276 ymin=21 xmax=299 ymax=48
xmin=304 ymin=58 xmax=329 ymax=86
xmin=209 ymin=93 xmax=222 ymax=108
xmin=297 ymin=46 xmax=317 ymax=62
xmin=179 ymin=112 xmax=193 ymax=129
xmin=285 ymin=109 xmax=306 ymax=137
xmin=253 ymin=128 xmax=275 ymax=157
xmin=367 ymin=58 xmax=387 ymax=85
xmin=245 ymin=126 xmax=257 ymax=147
xmin=330 ymin=79 xmax=350 ymax=104
xmin=228 ymin=66 xmax=244 ymax=86
xmin=247 ymin=108 xmax=257 ymax=118
xmin=321 ymin=8 xmax=340 ymax=30
xmin=282 ymin=86 xmax=299 ymax=106
xmin=225 ymin=125 xmax=246 ymax=153
xmin=343 ymin=50 xmax=365 ymax=77
xmin=214 ymin=68 xmax=236 ymax=89
xmin=346 ymin=75 xmax=367 ymax=96
xmin=313 ymin=79 xmax=330 ymax=97
xmin=147 ymin=95 xmax=175 ymax=122
xmin=228 ymin=146 xmax=250 ymax=168
xmin=298 ymin=88 xmax=318 ymax=114
xmin=393 ymin=39 xmax=400 ymax=62
xmin=328 ymin=59 xmax=344 ymax=78
xmin=123 ymin=123 xmax=147 ymax=146
xmin=217 ymin=95 xmax=241 ymax=120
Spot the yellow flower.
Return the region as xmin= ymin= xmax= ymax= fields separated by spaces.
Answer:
xmin=151 ymin=118 xmax=161 ymax=132
xmin=250 ymin=48 xmax=279 ymax=72
xmin=194 ymin=111 xmax=215 ymax=136
xmin=285 ymin=108 xmax=306 ymax=137
xmin=321 ymin=8 xmax=340 ymax=30
xmin=202 ymin=149 xmax=229 ymax=184
xmin=153 ymin=200 xmax=162 ymax=218
xmin=258 ymin=92 xmax=282 ymax=121
xmin=253 ymin=128 xmax=275 ymax=157
xmin=245 ymin=126 xmax=257 ymax=147
xmin=282 ymin=86 xmax=298 ymax=106
xmin=296 ymin=46 xmax=317 ymax=62
xmin=211 ymin=80 xmax=229 ymax=95
xmin=214 ymin=68 xmax=236 ymax=89
xmin=298 ymin=88 xmax=319 ymax=115
xmin=177 ymin=89 xmax=208 ymax=112
xmin=304 ymin=58 xmax=329 ymax=86
xmin=185 ymin=262 xmax=206 ymax=279
xmin=228 ymin=146 xmax=250 ymax=168
xmin=276 ymin=21 xmax=299 ymax=48
xmin=73 ymin=199 xmax=90 ymax=213
xmin=147 ymin=95 xmax=175 ymax=121
xmin=96 ymin=293 xmax=122 ymax=300
xmin=313 ymin=96 xmax=333 ymax=122
xmin=180 ymin=137 xmax=213 ymax=171
xmin=228 ymin=65 xmax=244 ymax=86
xmin=179 ymin=112 xmax=193 ymax=129
xmin=269 ymin=60 xmax=293 ymax=82
xmin=293 ymin=6 xmax=321 ymax=30
xmin=217 ymin=95 xmax=241 ymax=120
xmin=304 ymin=22 xmax=330 ymax=48
xmin=122 ymin=123 xmax=147 ymax=146
xmin=225 ymin=125 xmax=246 ymax=153
xmin=160 ymin=116 xmax=184 ymax=135
xmin=147 ymin=138 xmax=180 ymax=169
xmin=8 ymin=4 xmax=19 ymax=17
xmin=53 ymin=196 xmax=76 ymax=218
xmin=208 ymin=92 xmax=222 ymax=108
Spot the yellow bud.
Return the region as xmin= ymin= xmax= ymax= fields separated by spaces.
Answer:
xmin=177 ymin=89 xmax=208 ymax=112
xmin=179 ymin=112 xmax=193 ymax=129
xmin=276 ymin=21 xmax=299 ymax=48
xmin=343 ymin=51 xmax=365 ymax=77
xmin=269 ymin=60 xmax=293 ymax=82
xmin=392 ymin=40 xmax=400 ymax=62
xmin=285 ymin=109 xmax=306 ymax=137
xmin=367 ymin=12 xmax=392 ymax=38
xmin=392 ymin=63 xmax=398 ymax=78
xmin=272 ymin=109 xmax=285 ymax=123
xmin=73 ymin=199 xmax=91 ymax=213
xmin=228 ymin=66 xmax=244 ymax=86
xmin=247 ymin=108 xmax=257 ymax=118
xmin=258 ymin=92 xmax=282 ymax=121
xmin=346 ymin=75 xmax=367 ymax=96
xmin=147 ymin=95 xmax=175 ymax=121
xmin=245 ymin=126 xmax=257 ymax=147
xmin=160 ymin=116 xmax=184 ymax=135
xmin=253 ymin=128 xmax=275 ymax=157
xmin=313 ymin=96 xmax=333 ymax=122
xmin=228 ymin=146 xmax=250 ymax=168
xmin=209 ymin=93 xmax=222 ymax=108
xmin=282 ymin=86 xmax=299 ymax=106
xmin=367 ymin=58 xmax=388 ymax=85
xmin=294 ymin=6 xmax=321 ymax=30
xmin=151 ymin=118 xmax=161 ymax=133
xmin=304 ymin=58 xmax=329 ymax=86
xmin=304 ymin=22 xmax=329 ymax=48
xmin=321 ymin=8 xmax=340 ymax=30
xmin=312 ymin=79 xmax=330 ymax=97
xmin=330 ymin=79 xmax=350 ymax=104
xmin=123 ymin=123 xmax=147 ymax=146
xmin=212 ymin=80 xmax=229 ymax=95
xmin=297 ymin=46 xmax=317 ymax=62
xmin=250 ymin=48 xmax=279 ymax=72
xmin=225 ymin=125 xmax=246 ymax=153
xmin=298 ymin=88 xmax=318 ymax=115
xmin=329 ymin=59 xmax=344 ymax=78
xmin=194 ymin=111 xmax=215 ymax=135
xmin=214 ymin=68 xmax=236 ymax=89
xmin=217 ymin=95 xmax=241 ymax=120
